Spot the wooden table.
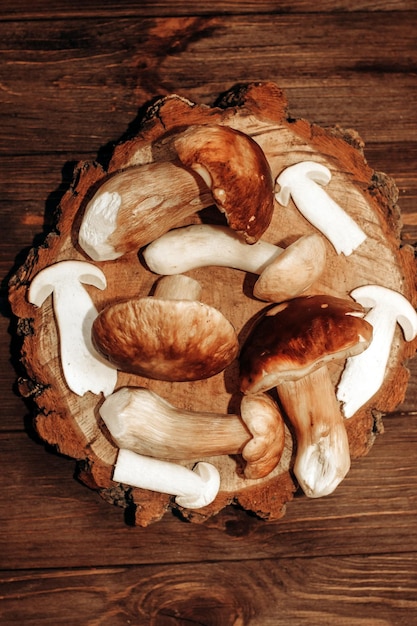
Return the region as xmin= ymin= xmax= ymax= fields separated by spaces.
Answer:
xmin=1 ymin=2 xmax=416 ymax=624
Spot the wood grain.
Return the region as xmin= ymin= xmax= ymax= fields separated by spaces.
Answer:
xmin=1 ymin=2 xmax=417 ymax=623
xmin=1 ymin=554 xmax=417 ymax=625
xmin=1 ymin=14 xmax=416 ymax=154
xmin=0 ymin=1 xmax=414 ymax=20
xmin=1 ymin=413 xmax=416 ymax=571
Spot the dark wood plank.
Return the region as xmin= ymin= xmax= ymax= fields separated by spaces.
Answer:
xmin=1 ymin=4 xmax=417 ymax=620
xmin=1 ymin=554 xmax=416 ymax=625
xmin=1 ymin=413 xmax=416 ymax=571
xmin=0 ymin=1 xmax=413 ymax=20
xmin=0 ymin=14 xmax=416 ymax=154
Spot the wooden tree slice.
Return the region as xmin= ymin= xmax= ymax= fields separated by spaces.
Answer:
xmin=9 ymin=82 xmax=417 ymax=526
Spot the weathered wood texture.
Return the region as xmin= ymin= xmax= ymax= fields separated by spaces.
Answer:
xmin=1 ymin=555 xmax=417 ymax=625
xmin=1 ymin=1 xmax=414 ymax=19
xmin=1 ymin=3 xmax=417 ymax=625
xmin=1 ymin=414 xmax=417 ymax=623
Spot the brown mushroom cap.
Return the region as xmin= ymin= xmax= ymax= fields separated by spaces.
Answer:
xmin=92 ymin=297 xmax=239 ymax=382
xmin=240 ymin=295 xmax=373 ymax=394
xmin=173 ymin=124 xmax=275 ymax=243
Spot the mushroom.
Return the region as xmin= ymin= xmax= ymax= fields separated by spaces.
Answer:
xmin=143 ymin=224 xmax=327 ymax=302
xmin=92 ymin=274 xmax=239 ymax=382
xmin=173 ymin=124 xmax=275 ymax=244
xmin=79 ymin=124 xmax=274 ymax=261
xmin=28 ymin=260 xmax=118 ymax=397
xmin=100 ymin=387 xmax=286 ymax=479
xmin=113 ymin=448 xmax=221 ymax=509
xmin=78 ymin=161 xmax=212 ymax=261
xmin=337 ymin=285 xmax=417 ymax=418
xmin=275 ymin=161 xmax=366 ymax=256
xmin=239 ymin=295 xmax=373 ymax=497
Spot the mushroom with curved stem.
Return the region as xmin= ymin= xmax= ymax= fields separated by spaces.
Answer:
xmin=275 ymin=161 xmax=366 ymax=256
xmin=79 ymin=124 xmax=275 ymax=261
xmin=113 ymin=448 xmax=221 ymax=509
xmin=92 ymin=274 xmax=239 ymax=382
xmin=239 ymin=295 xmax=373 ymax=498
xmin=28 ymin=260 xmax=118 ymax=397
xmin=100 ymin=387 xmax=286 ymax=480
xmin=143 ymin=224 xmax=327 ymax=303
xmin=337 ymin=285 xmax=417 ymax=418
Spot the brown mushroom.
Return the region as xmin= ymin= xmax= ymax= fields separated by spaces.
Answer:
xmin=79 ymin=125 xmax=274 ymax=261
xmin=173 ymin=124 xmax=275 ymax=244
xmin=239 ymin=295 xmax=373 ymax=497
xmin=92 ymin=275 xmax=239 ymax=382
xmin=100 ymin=387 xmax=286 ymax=479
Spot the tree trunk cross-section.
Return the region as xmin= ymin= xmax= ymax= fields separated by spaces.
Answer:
xmin=8 ymin=82 xmax=417 ymax=526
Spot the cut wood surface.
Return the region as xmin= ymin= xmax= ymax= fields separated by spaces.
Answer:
xmin=1 ymin=3 xmax=417 ymax=625
xmin=9 ymin=81 xmax=417 ymax=526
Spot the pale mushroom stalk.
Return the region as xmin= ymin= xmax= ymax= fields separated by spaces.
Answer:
xmin=113 ymin=448 xmax=221 ymax=509
xmin=153 ymin=273 xmax=202 ymax=300
xmin=143 ymin=224 xmax=327 ymax=302
xmin=275 ymin=161 xmax=366 ymax=256
xmin=28 ymin=260 xmax=117 ymax=397
xmin=144 ymin=224 xmax=281 ymax=274
xmin=239 ymin=295 xmax=373 ymax=497
xmin=276 ymin=366 xmax=351 ymax=498
xmin=337 ymin=285 xmax=417 ymax=418
xmin=92 ymin=275 xmax=239 ymax=381
xmin=100 ymin=387 xmax=286 ymax=479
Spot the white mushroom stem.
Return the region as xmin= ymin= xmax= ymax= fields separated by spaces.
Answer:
xmin=153 ymin=273 xmax=202 ymax=301
xmin=113 ymin=448 xmax=220 ymax=509
xmin=144 ymin=224 xmax=281 ymax=274
xmin=143 ymin=224 xmax=327 ymax=302
xmin=28 ymin=260 xmax=117 ymax=397
xmin=100 ymin=387 xmax=285 ymax=479
xmin=275 ymin=161 xmax=366 ymax=256
xmin=277 ymin=365 xmax=351 ymax=498
xmin=337 ymin=285 xmax=417 ymax=418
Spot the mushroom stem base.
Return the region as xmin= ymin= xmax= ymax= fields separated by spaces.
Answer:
xmin=277 ymin=366 xmax=351 ymax=497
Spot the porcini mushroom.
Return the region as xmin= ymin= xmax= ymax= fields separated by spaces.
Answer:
xmin=337 ymin=285 xmax=417 ymax=418
xmin=113 ymin=448 xmax=221 ymax=509
xmin=78 ymin=161 xmax=212 ymax=261
xmin=28 ymin=260 xmax=118 ymax=397
xmin=143 ymin=224 xmax=327 ymax=302
xmin=275 ymin=161 xmax=366 ymax=256
xmin=239 ymin=295 xmax=373 ymax=497
xmin=100 ymin=387 xmax=286 ymax=479
xmin=92 ymin=274 xmax=239 ymax=382
xmin=79 ymin=124 xmax=274 ymax=261
xmin=173 ymin=124 xmax=275 ymax=244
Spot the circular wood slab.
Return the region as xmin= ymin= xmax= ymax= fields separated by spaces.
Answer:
xmin=9 ymin=82 xmax=417 ymax=526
